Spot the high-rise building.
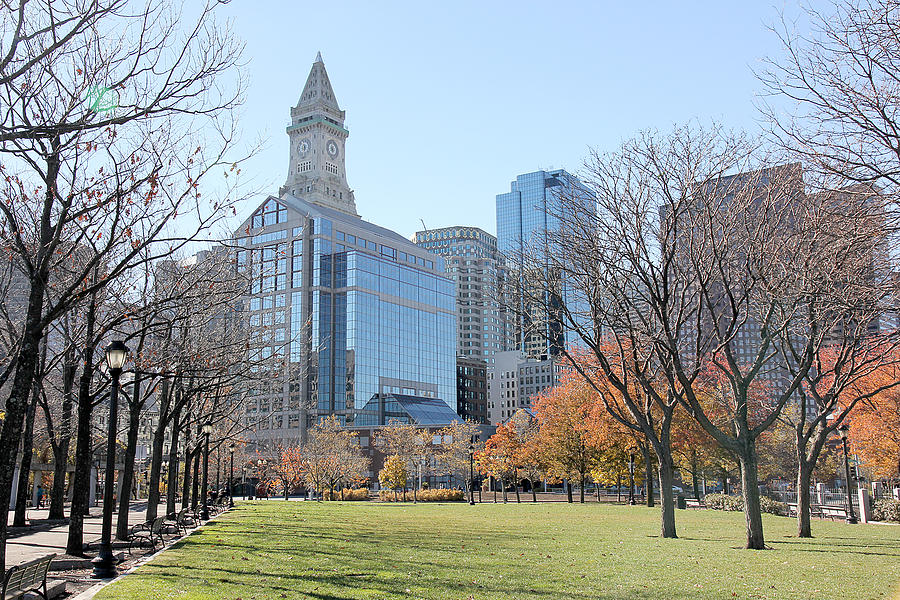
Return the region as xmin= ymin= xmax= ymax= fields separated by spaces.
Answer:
xmin=235 ymin=54 xmax=456 ymax=449
xmin=496 ymin=169 xmax=595 ymax=358
xmin=413 ymin=226 xmax=511 ymax=361
xmin=456 ymin=356 xmax=488 ymax=424
xmin=487 ymin=351 xmax=563 ymax=425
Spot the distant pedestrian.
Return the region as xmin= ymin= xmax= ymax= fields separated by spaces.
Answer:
xmin=36 ymin=486 xmax=44 ymax=509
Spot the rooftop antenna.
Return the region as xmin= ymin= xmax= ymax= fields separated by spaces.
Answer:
xmin=420 ymin=219 xmax=428 ymax=232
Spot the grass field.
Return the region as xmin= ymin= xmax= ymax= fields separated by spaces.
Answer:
xmin=95 ymin=500 xmax=900 ymax=600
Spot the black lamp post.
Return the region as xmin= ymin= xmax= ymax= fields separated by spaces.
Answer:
xmin=628 ymin=449 xmax=636 ymax=506
xmin=228 ymin=443 xmax=235 ymax=507
xmin=200 ymin=421 xmax=213 ymax=520
xmin=92 ymin=340 xmax=129 ymax=579
xmin=468 ymin=437 xmax=476 ymax=506
xmin=838 ymin=424 xmax=858 ymax=524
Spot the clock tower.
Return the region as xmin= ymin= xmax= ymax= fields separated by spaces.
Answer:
xmin=281 ymin=52 xmax=357 ymax=216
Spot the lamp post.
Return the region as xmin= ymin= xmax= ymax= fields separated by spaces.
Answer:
xmin=627 ymin=449 xmax=636 ymax=506
xmin=241 ymin=466 xmax=246 ymax=501
xmin=228 ymin=443 xmax=235 ymax=507
xmin=200 ymin=422 xmax=213 ymax=520
xmin=838 ymin=424 xmax=858 ymax=524
xmin=92 ymin=340 xmax=129 ymax=579
xmin=468 ymin=437 xmax=476 ymax=506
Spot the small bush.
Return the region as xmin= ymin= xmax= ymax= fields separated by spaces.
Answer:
xmin=873 ymin=499 xmax=900 ymax=522
xmin=378 ymin=488 xmax=465 ymax=502
xmin=723 ymin=495 xmax=744 ymax=511
xmin=323 ymin=488 xmax=370 ymax=501
xmin=704 ymin=493 xmax=726 ymax=510
xmin=704 ymin=493 xmax=786 ymax=516
xmin=760 ymin=496 xmax=788 ymax=516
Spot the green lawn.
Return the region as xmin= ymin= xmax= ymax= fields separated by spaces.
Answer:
xmin=95 ymin=500 xmax=900 ymax=600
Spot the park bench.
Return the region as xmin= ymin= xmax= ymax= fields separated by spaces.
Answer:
xmin=128 ymin=515 xmax=167 ymax=554
xmin=685 ymin=498 xmax=705 ymax=509
xmin=820 ymin=505 xmax=849 ymax=520
xmin=2 ymin=554 xmax=55 ymax=600
xmin=787 ymin=503 xmax=824 ymax=519
xmin=163 ymin=508 xmax=195 ymax=536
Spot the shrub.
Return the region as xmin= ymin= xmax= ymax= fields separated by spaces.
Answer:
xmin=323 ymin=488 xmax=370 ymax=501
xmin=873 ymin=499 xmax=900 ymax=522
xmin=378 ymin=488 xmax=465 ymax=502
xmin=704 ymin=493 xmax=786 ymax=516
xmin=704 ymin=493 xmax=726 ymax=510
xmin=723 ymin=494 xmax=744 ymax=511
xmin=760 ymin=496 xmax=788 ymax=516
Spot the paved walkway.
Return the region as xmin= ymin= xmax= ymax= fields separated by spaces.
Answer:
xmin=6 ymin=502 xmax=168 ymax=566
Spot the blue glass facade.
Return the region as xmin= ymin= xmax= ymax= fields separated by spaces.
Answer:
xmin=310 ymin=243 xmax=456 ymax=416
xmin=239 ymin=195 xmax=456 ymax=439
xmin=496 ymin=170 xmax=595 ymax=357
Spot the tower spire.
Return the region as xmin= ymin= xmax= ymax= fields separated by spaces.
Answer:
xmin=281 ymin=54 xmax=357 ymax=215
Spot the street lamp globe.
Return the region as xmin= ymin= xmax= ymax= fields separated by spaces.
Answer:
xmin=838 ymin=423 xmax=850 ymax=440
xmin=229 ymin=442 xmax=236 ymax=454
xmin=104 ymin=340 xmax=129 ymax=372
xmin=202 ymin=422 xmax=214 ymax=436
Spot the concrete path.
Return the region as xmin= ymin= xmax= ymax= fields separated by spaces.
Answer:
xmin=6 ymin=502 xmax=169 ymax=567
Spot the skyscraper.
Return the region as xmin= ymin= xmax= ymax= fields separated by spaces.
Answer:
xmin=496 ymin=169 xmax=594 ymax=358
xmin=413 ymin=226 xmax=511 ymax=361
xmin=235 ymin=54 xmax=456 ymax=449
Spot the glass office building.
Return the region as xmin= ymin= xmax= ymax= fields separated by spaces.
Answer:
xmin=496 ymin=169 xmax=595 ymax=357
xmin=234 ymin=55 xmax=456 ymax=448
xmin=236 ymin=196 xmax=457 ymax=444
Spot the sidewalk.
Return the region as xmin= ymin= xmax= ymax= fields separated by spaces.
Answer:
xmin=6 ymin=501 xmax=168 ymax=566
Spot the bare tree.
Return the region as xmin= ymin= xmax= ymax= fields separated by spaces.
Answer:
xmin=0 ymin=0 xmax=250 ymax=569
xmin=760 ymin=0 xmax=900 ymax=197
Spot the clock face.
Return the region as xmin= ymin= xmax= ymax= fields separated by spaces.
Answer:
xmin=297 ymin=139 xmax=310 ymax=155
xmin=327 ymin=140 xmax=339 ymax=158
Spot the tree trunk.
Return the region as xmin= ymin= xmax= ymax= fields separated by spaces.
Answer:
xmin=191 ymin=447 xmax=200 ymax=509
xmin=579 ymin=472 xmax=586 ymax=503
xmin=146 ymin=379 xmax=170 ymax=521
xmin=566 ymin=479 xmax=573 ymax=503
xmin=616 ymin=474 xmax=621 ymax=503
xmin=691 ymin=449 xmax=701 ymax=500
xmin=48 ymin=360 xmax=75 ymax=520
xmin=514 ymin=469 xmax=520 ymax=503
xmin=116 ymin=376 xmax=143 ymax=540
xmin=168 ymin=400 xmax=183 ymax=515
xmin=13 ymin=381 xmax=39 ymax=526
xmin=532 ymin=480 xmax=538 ymax=503
xmin=596 ymin=482 xmax=601 ymax=502
xmin=501 ymin=476 xmax=507 ymax=503
xmin=66 ymin=340 xmax=97 ymax=556
xmin=796 ymin=458 xmax=814 ymax=538
xmin=657 ymin=454 xmax=677 ymax=539
xmin=642 ymin=445 xmax=654 ymax=508
xmin=739 ymin=442 xmax=766 ymax=550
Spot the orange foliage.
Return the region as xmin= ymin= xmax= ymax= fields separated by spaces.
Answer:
xmin=849 ymin=367 xmax=900 ymax=479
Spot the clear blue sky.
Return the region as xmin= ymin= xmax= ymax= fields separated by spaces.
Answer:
xmin=218 ymin=1 xmax=812 ymax=238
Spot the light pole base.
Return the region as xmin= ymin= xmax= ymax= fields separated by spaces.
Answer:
xmin=91 ymin=548 xmax=118 ymax=579
xmin=200 ymin=505 xmax=210 ymax=520
xmin=846 ymin=516 xmax=858 ymax=524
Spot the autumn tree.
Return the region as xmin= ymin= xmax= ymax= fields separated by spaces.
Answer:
xmin=532 ymin=373 xmax=606 ymax=504
xmin=379 ymin=455 xmax=408 ymax=500
xmin=433 ymin=419 xmax=481 ymax=494
xmin=849 ymin=366 xmax=900 ymax=482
